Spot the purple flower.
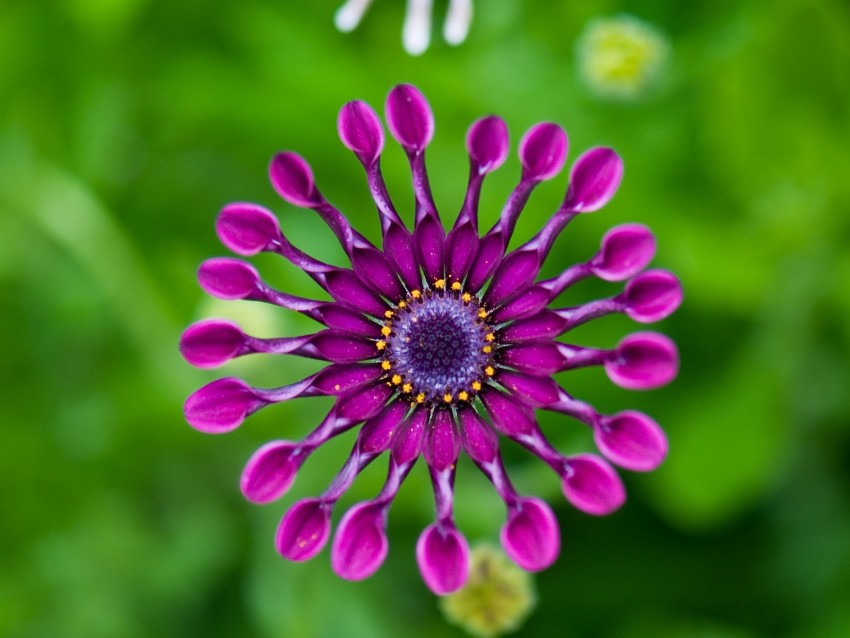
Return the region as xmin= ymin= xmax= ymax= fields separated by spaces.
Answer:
xmin=181 ymin=84 xmax=682 ymax=595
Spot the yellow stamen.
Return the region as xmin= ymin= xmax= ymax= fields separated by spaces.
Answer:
xmin=462 ymin=293 xmax=472 ymax=303
xmin=482 ymin=346 xmax=492 ymax=354
xmin=376 ymin=340 xmax=386 ymax=351
xmin=381 ymin=325 xmax=392 ymax=337
xmin=434 ymin=279 xmax=446 ymax=289
xmin=398 ymin=300 xmax=407 ymax=308
xmin=416 ymin=393 xmax=426 ymax=404
xmin=472 ymin=381 xmax=482 ymax=391
xmin=458 ymin=391 xmax=469 ymax=401
xmin=402 ymin=383 xmax=412 ymax=393
xmin=384 ymin=310 xmax=394 ymax=318
xmin=444 ymin=393 xmax=453 ymax=403
xmin=485 ymin=333 xmax=495 ymax=342
xmin=451 ymin=281 xmax=462 ymax=292
xmin=411 ymin=290 xmax=421 ymax=299
xmin=485 ymin=366 xmax=495 ymax=376
xmin=392 ymin=374 xmax=402 ymax=385
xmin=381 ymin=360 xmax=392 ymax=371
xmin=478 ymin=308 xmax=488 ymax=319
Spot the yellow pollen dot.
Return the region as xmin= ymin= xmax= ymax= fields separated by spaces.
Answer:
xmin=472 ymin=381 xmax=482 ymax=391
xmin=458 ymin=391 xmax=469 ymax=401
xmin=411 ymin=290 xmax=421 ymax=299
xmin=334 ymin=384 xmax=341 ymax=391
xmin=381 ymin=360 xmax=392 ymax=370
xmin=416 ymin=393 xmax=426 ymax=403
xmin=381 ymin=325 xmax=392 ymax=337
xmin=478 ymin=308 xmax=488 ymax=319
xmin=392 ymin=374 xmax=403 ymax=385
xmin=482 ymin=346 xmax=492 ymax=354
xmin=402 ymin=383 xmax=412 ymax=393
xmin=376 ymin=340 xmax=386 ymax=351
xmin=398 ymin=301 xmax=407 ymax=308
xmin=462 ymin=293 xmax=472 ymax=303
xmin=485 ymin=333 xmax=495 ymax=342
xmin=444 ymin=393 xmax=453 ymax=403
xmin=451 ymin=281 xmax=463 ymax=291
xmin=384 ymin=310 xmax=394 ymax=318
xmin=485 ymin=366 xmax=495 ymax=376
xmin=434 ymin=279 xmax=446 ymax=289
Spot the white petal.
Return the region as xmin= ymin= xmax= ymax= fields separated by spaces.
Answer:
xmin=403 ymin=0 xmax=433 ymax=55
xmin=334 ymin=0 xmax=374 ymax=32
xmin=444 ymin=0 xmax=472 ymax=45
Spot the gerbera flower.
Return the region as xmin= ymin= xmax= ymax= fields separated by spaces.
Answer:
xmin=180 ymin=84 xmax=682 ymax=595
xmin=335 ymin=0 xmax=473 ymax=55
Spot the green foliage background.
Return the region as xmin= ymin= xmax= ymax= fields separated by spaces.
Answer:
xmin=2 ymin=1 xmax=849 ymax=636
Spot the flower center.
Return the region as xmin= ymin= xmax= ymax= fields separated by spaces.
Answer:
xmin=379 ymin=284 xmax=495 ymax=404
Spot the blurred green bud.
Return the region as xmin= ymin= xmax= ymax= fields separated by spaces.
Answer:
xmin=576 ymin=14 xmax=670 ymax=100
xmin=440 ymin=544 xmax=536 ymax=638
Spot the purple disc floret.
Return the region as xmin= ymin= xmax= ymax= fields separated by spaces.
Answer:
xmin=181 ymin=84 xmax=682 ymax=595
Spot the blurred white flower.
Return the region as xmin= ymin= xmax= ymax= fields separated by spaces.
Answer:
xmin=335 ymin=0 xmax=473 ymax=55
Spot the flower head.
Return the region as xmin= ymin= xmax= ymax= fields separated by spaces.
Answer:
xmin=181 ymin=84 xmax=682 ymax=594
xmin=576 ymin=14 xmax=670 ymax=100
xmin=335 ymin=0 xmax=473 ymax=55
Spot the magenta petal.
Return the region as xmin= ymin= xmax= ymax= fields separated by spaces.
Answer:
xmin=562 ymin=147 xmax=624 ymax=213
xmin=591 ymin=224 xmax=656 ymax=282
xmin=312 ymin=363 xmax=383 ymax=395
xmin=466 ymin=115 xmax=509 ymax=174
xmin=501 ymin=498 xmax=560 ymax=571
xmin=424 ymin=410 xmax=460 ymax=471
xmin=391 ymin=409 xmax=426 ymax=465
xmin=500 ymin=311 xmax=566 ymax=342
xmin=622 ymin=270 xmax=683 ymax=323
xmin=466 ymin=233 xmax=506 ymax=292
xmin=414 ymin=215 xmax=445 ymax=283
xmin=184 ymin=377 xmax=255 ymax=433
xmin=498 ymin=372 xmax=561 ymax=408
xmin=324 ymin=270 xmax=387 ymax=316
xmin=595 ymin=411 xmax=668 ymax=472
xmin=269 ymin=152 xmax=324 ymax=208
xmin=492 ymin=285 xmax=552 ymax=322
xmin=481 ymin=390 xmax=536 ymax=437
xmin=444 ymin=222 xmax=479 ymax=283
xmin=240 ymin=440 xmax=301 ymax=503
xmin=485 ymin=250 xmax=541 ymax=307
xmin=180 ymin=319 xmax=245 ymax=368
xmin=338 ymin=100 xmax=384 ymax=166
xmin=458 ymin=408 xmax=498 ymax=464
xmin=197 ymin=258 xmax=260 ymax=300
xmin=216 ymin=203 xmax=280 ymax=256
xmin=562 ymin=454 xmax=625 ymax=515
xmin=605 ymin=332 xmax=679 ymax=390
xmin=385 ymin=84 xmax=434 ymax=152
xmin=501 ymin=343 xmax=563 ymax=376
xmin=337 ymin=383 xmax=393 ymax=422
xmin=316 ymin=305 xmax=379 ymax=337
xmin=311 ymin=332 xmax=375 ymax=363
xmin=332 ymin=502 xmax=388 ymax=580
xmin=350 ymin=247 xmax=404 ymax=300
xmin=358 ymin=402 xmax=409 ymax=454
xmin=519 ymin=122 xmax=568 ymax=181
xmin=275 ymin=498 xmax=331 ymax=561
xmin=416 ymin=525 xmax=470 ymax=594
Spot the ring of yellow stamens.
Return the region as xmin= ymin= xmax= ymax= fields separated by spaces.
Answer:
xmin=376 ymin=280 xmax=498 ymax=406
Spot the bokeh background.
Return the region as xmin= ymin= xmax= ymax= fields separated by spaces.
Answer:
xmin=2 ymin=0 xmax=849 ymax=636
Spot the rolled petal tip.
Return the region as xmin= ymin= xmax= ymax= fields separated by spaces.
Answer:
xmin=184 ymin=377 xmax=255 ymax=434
xmin=275 ymin=498 xmax=331 ymax=561
xmin=466 ymin=115 xmax=509 ymax=174
xmin=591 ymin=223 xmax=656 ymax=281
xmin=595 ymin=411 xmax=668 ymax=472
xmin=386 ymin=84 xmax=434 ymax=152
xmin=563 ymin=147 xmax=624 ymax=212
xmin=332 ymin=502 xmax=389 ymax=581
xmin=240 ymin=440 xmax=302 ymax=503
xmin=269 ymin=151 xmax=323 ymax=208
xmin=561 ymin=454 xmax=626 ymax=516
xmin=623 ymin=270 xmax=683 ymax=323
xmin=519 ymin=122 xmax=568 ymax=181
xmin=338 ymin=100 xmax=385 ymax=166
xmin=416 ymin=524 xmax=470 ymax=595
xmin=501 ymin=498 xmax=560 ymax=571
xmin=216 ymin=203 xmax=280 ymax=256
xmin=197 ymin=258 xmax=261 ymax=300
xmin=180 ymin=319 xmax=245 ymax=368
xmin=605 ymin=332 xmax=679 ymax=390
